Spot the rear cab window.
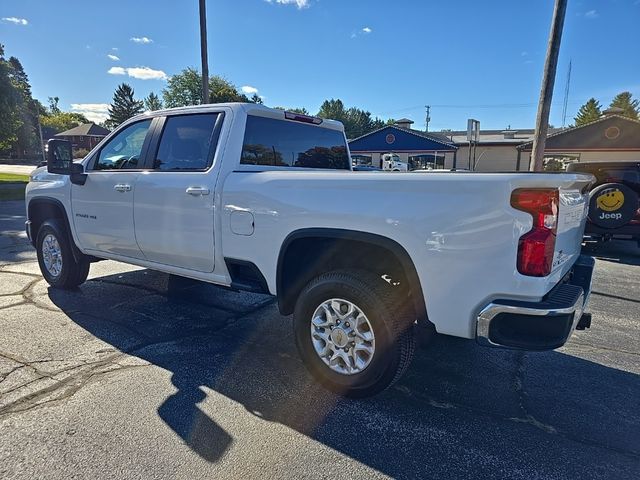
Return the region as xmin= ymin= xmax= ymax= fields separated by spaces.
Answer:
xmin=240 ymin=115 xmax=350 ymax=170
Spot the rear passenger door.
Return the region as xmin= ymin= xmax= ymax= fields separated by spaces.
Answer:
xmin=133 ymin=112 xmax=224 ymax=272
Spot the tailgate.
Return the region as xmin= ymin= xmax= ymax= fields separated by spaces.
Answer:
xmin=552 ymin=187 xmax=589 ymax=273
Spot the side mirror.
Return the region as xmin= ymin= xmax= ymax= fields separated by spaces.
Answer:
xmin=46 ymin=139 xmax=73 ymax=174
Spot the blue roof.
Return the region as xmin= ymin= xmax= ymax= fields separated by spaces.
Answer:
xmin=348 ymin=125 xmax=457 ymax=152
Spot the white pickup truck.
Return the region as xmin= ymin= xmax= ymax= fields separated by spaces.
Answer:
xmin=26 ymin=103 xmax=595 ymax=397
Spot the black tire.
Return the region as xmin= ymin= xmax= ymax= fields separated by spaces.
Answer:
xmin=293 ymin=269 xmax=415 ymax=398
xmin=36 ymin=219 xmax=90 ymax=289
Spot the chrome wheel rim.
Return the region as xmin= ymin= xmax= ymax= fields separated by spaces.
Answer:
xmin=42 ymin=234 xmax=62 ymax=277
xmin=310 ymin=298 xmax=375 ymax=375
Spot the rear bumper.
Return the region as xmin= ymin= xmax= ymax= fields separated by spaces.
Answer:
xmin=476 ymin=255 xmax=595 ymax=350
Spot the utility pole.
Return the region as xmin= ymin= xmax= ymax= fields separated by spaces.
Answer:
xmin=530 ymin=0 xmax=568 ymax=171
xmin=425 ymin=105 xmax=431 ymax=132
xmin=199 ymin=0 xmax=209 ymax=105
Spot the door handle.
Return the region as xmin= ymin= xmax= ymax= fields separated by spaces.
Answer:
xmin=186 ymin=186 xmax=210 ymax=196
xmin=114 ymin=184 xmax=131 ymax=192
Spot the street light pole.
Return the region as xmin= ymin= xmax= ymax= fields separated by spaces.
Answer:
xmin=530 ymin=0 xmax=568 ymax=171
xmin=199 ymin=0 xmax=209 ymax=105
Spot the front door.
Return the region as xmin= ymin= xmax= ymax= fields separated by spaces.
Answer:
xmin=133 ymin=112 xmax=223 ymax=272
xmin=71 ymin=119 xmax=153 ymax=258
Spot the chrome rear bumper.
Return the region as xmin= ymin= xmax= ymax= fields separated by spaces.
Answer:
xmin=476 ymin=255 xmax=595 ymax=350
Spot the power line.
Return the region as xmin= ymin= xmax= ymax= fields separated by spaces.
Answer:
xmin=381 ymin=101 xmax=579 ymax=116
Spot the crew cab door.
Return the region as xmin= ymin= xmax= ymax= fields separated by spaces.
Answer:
xmin=71 ymin=118 xmax=155 ymax=258
xmin=133 ymin=112 xmax=224 ymax=272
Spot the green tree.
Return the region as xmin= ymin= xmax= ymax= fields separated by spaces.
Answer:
xmin=317 ymin=99 xmax=347 ymax=123
xmin=40 ymin=112 xmax=90 ymax=133
xmin=48 ymin=96 xmax=61 ymax=114
xmin=162 ymin=68 xmax=250 ymax=107
xmin=209 ymin=75 xmax=249 ymax=103
xmin=106 ymin=83 xmax=144 ymax=129
xmin=162 ymin=67 xmax=202 ymax=108
xmin=609 ymin=91 xmax=639 ymax=120
xmin=574 ymin=98 xmax=602 ymax=126
xmin=273 ymin=106 xmax=310 ymax=114
xmin=250 ymin=93 xmax=263 ymax=104
xmin=316 ymin=98 xmax=391 ymax=138
xmin=144 ymin=92 xmax=163 ymax=111
xmin=7 ymin=56 xmax=39 ymax=156
xmin=0 ymin=45 xmax=24 ymax=152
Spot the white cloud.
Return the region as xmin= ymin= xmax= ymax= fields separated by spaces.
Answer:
xmin=70 ymin=103 xmax=110 ymax=124
xmin=127 ymin=67 xmax=167 ymax=80
xmin=585 ymin=10 xmax=598 ymax=18
xmin=111 ymin=47 xmax=118 ymax=51
xmin=241 ymin=85 xmax=259 ymax=95
xmin=362 ymin=26 xmax=372 ymax=34
xmin=130 ymin=36 xmax=153 ymax=44
xmin=265 ymin=0 xmax=310 ymax=9
xmin=108 ymin=66 xmax=167 ymax=80
xmin=2 ymin=17 xmax=28 ymax=25
xmin=107 ymin=54 xmax=120 ymax=61
xmin=108 ymin=66 xmax=126 ymax=75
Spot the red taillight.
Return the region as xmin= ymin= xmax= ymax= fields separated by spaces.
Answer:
xmin=511 ymin=188 xmax=559 ymax=277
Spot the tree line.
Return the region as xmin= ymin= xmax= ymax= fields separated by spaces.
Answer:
xmin=109 ymin=67 xmax=393 ymax=138
xmin=574 ymin=92 xmax=639 ymax=126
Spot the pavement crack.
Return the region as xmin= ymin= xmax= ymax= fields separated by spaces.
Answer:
xmin=510 ymin=352 xmax=558 ymax=434
xmin=0 ymin=352 xmax=150 ymax=417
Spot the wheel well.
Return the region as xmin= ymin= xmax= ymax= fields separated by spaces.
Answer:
xmin=27 ymin=198 xmax=87 ymax=262
xmin=277 ymin=230 xmax=428 ymax=322
xmin=28 ymin=199 xmax=66 ymax=246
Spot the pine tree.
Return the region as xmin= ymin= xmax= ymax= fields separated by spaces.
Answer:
xmin=609 ymin=91 xmax=639 ymax=120
xmin=574 ymin=98 xmax=602 ymax=126
xmin=144 ymin=92 xmax=162 ymax=111
xmin=106 ymin=83 xmax=144 ymax=129
xmin=250 ymin=93 xmax=263 ymax=104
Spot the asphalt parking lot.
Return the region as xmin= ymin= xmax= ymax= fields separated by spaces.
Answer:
xmin=0 ymin=199 xmax=638 ymax=479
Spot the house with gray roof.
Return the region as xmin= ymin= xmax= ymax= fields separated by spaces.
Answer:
xmin=55 ymin=123 xmax=110 ymax=151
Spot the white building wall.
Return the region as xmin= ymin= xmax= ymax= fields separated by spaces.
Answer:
xmin=455 ymin=145 xmax=520 ymax=171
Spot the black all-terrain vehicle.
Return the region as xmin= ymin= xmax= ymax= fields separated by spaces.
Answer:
xmin=567 ymin=161 xmax=640 ymax=247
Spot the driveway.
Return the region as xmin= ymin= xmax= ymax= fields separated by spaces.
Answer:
xmin=0 ymin=200 xmax=638 ymax=479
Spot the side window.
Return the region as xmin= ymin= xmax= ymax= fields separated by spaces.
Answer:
xmin=153 ymin=113 xmax=219 ymax=171
xmin=94 ymin=120 xmax=152 ymax=170
xmin=240 ymin=115 xmax=350 ymax=169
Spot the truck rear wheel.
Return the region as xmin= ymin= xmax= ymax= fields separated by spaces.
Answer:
xmin=293 ymin=269 xmax=415 ymax=397
xmin=36 ymin=219 xmax=90 ymax=289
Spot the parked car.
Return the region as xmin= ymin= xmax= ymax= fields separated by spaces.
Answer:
xmin=27 ymin=103 xmax=594 ymax=397
xmin=567 ymin=161 xmax=640 ymax=247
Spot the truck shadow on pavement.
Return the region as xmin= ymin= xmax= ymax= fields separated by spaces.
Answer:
xmin=47 ymin=268 xmax=640 ymax=479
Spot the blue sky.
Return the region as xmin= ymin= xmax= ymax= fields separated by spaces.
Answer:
xmin=1 ymin=0 xmax=639 ymax=130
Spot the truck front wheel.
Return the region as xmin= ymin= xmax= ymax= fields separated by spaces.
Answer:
xmin=293 ymin=270 xmax=415 ymax=397
xmin=36 ymin=219 xmax=90 ymax=289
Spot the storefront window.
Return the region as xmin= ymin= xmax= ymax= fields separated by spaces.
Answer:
xmin=409 ymin=154 xmax=445 ymax=171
